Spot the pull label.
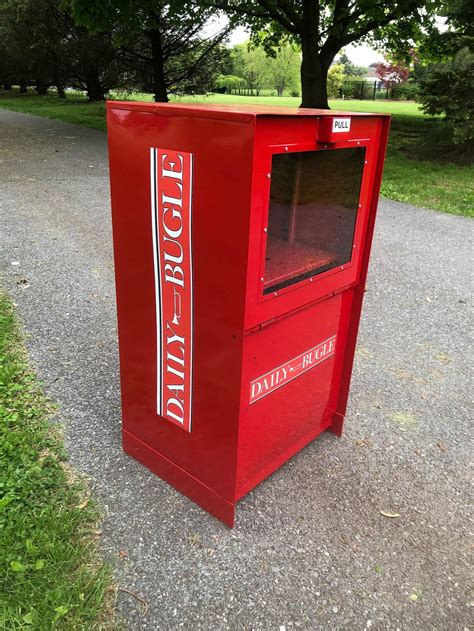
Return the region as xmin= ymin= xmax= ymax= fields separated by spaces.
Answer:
xmin=332 ymin=118 xmax=351 ymax=133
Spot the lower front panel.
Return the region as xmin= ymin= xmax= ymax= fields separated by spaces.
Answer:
xmin=237 ymin=291 xmax=352 ymax=498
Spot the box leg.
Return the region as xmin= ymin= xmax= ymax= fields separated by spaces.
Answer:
xmin=329 ymin=411 xmax=345 ymax=437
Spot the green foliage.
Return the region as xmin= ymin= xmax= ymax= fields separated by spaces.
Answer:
xmin=206 ymin=1 xmax=441 ymax=107
xmin=411 ymin=0 xmax=473 ymax=143
xmin=337 ymin=52 xmax=367 ymax=77
xmin=229 ymin=42 xmax=300 ymax=96
xmin=390 ymin=80 xmax=419 ymax=100
xmin=0 ymin=292 xmax=113 ymax=628
xmin=417 ymin=47 xmax=474 ymax=142
xmin=267 ymin=44 xmax=300 ymax=96
xmin=232 ymin=44 xmax=271 ymax=95
xmin=215 ymin=74 xmax=246 ymax=91
xmin=67 ymin=0 xmax=230 ymax=101
xmin=416 ymin=0 xmax=473 ymax=62
xmin=327 ymin=63 xmax=345 ymax=98
xmin=0 ymin=0 xmax=125 ymax=100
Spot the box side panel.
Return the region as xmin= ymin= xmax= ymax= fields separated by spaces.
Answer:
xmin=107 ymin=107 xmax=254 ymax=502
xmin=330 ymin=116 xmax=391 ymax=432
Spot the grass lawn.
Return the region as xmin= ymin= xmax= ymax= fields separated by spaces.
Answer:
xmin=0 ymin=90 xmax=472 ymax=217
xmin=0 ymin=293 xmax=114 ymax=628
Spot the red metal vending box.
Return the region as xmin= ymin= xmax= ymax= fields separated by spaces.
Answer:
xmin=107 ymin=102 xmax=390 ymax=527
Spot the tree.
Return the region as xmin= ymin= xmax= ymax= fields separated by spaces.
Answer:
xmin=232 ymin=44 xmax=270 ymax=95
xmin=67 ymin=0 xmax=230 ymax=102
xmin=416 ymin=47 xmax=473 ymax=142
xmin=375 ymin=58 xmax=410 ymax=88
xmin=415 ymin=0 xmax=473 ymax=62
xmin=0 ymin=0 xmax=124 ymax=101
xmin=0 ymin=0 xmax=57 ymax=95
xmin=414 ymin=0 xmax=474 ymax=143
xmin=62 ymin=25 xmax=125 ymax=101
xmin=215 ymin=73 xmax=247 ymax=93
xmin=268 ymin=44 xmax=300 ymax=96
xmin=337 ymin=51 xmax=366 ymax=77
xmin=327 ymin=63 xmax=345 ymax=98
xmin=204 ymin=0 xmax=440 ymax=108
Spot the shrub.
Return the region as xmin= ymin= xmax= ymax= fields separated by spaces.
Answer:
xmin=416 ymin=47 xmax=474 ymax=143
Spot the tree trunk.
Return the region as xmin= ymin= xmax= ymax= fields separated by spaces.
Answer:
xmin=84 ymin=68 xmax=105 ymax=101
xmin=52 ymin=63 xmax=66 ymax=99
xmin=19 ymin=82 xmax=27 ymax=93
xmin=299 ymin=1 xmax=330 ymax=109
xmin=35 ymin=81 xmax=49 ymax=96
xmin=149 ymin=29 xmax=169 ymax=103
xmin=2 ymin=83 xmax=12 ymax=91
xmin=300 ymin=54 xmax=330 ymax=109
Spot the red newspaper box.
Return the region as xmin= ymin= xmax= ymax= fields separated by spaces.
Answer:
xmin=107 ymin=102 xmax=390 ymax=526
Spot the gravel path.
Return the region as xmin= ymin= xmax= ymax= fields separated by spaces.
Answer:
xmin=0 ymin=108 xmax=472 ymax=630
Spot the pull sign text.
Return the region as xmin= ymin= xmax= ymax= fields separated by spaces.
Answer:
xmin=332 ymin=118 xmax=351 ymax=133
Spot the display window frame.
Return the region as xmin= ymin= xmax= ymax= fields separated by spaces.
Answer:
xmin=262 ymin=145 xmax=367 ymax=296
xmin=244 ymin=123 xmax=377 ymax=331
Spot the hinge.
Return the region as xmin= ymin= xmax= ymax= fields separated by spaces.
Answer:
xmin=260 ymin=317 xmax=275 ymax=330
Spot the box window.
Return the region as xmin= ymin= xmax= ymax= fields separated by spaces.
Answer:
xmin=263 ymin=147 xmax=366 ymax=294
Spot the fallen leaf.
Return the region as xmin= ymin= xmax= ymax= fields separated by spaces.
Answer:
xmin=118 ymin=550 xmax=128 ymax=559
xmin=408 ymin=587 xmax=422 ymax=602
xmin=75 ymin=498 xmax=89 ymax=509
xmin=355 ymin=438 xmax=372 ymax=448
xmin=437 ymin=442 xmax=447 ymax=452
xmin=389 ymin=411 xmax=417 ymax=431
xmin=380 ymin=511 xmax=400 ymax=518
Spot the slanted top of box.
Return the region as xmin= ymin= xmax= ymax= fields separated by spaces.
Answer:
xmin=106 ymin=101 xmax=390 ymax=123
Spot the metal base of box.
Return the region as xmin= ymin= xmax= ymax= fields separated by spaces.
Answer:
xmin=123 ymin=429 xmax=236 ymax=527
xmin=123 ymin=410 xmax=345 ymax=527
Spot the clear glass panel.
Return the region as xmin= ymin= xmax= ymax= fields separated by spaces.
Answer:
xmin=263 ymin=147 xmax=365 ymax=295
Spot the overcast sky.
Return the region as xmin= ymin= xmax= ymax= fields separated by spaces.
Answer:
xmin=226 ymin=25 xmax=384 ymax=66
